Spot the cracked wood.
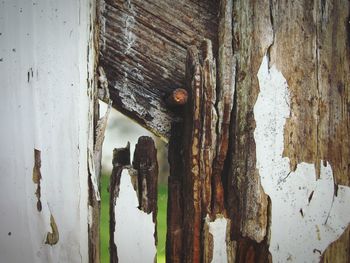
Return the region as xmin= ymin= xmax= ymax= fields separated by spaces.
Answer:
xmin=98 ymin=0 xmax=219 ymax=140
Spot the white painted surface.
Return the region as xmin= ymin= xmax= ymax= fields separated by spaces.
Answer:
xmin=0 ymin=0 xmax=94 ymax=262
xmin=207 ymin=216 xmax=228 ymax=263
xmin=115 ymin=169 xmax=156 ymax=263
xmin=254 ymin=55 xmax=350 ymax=262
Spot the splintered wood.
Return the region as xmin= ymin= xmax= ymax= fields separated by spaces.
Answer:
xmin=109 ymin=143 xmax=130 ymax=263
xmin=132 ymin=136 xmax=159 ymax=226
xmin=99 ymin=0 xmax=218 ymax=140
xmin=167 ymin=39 xmax=233 ymax=263
xmin=109 ymin=137 xmax=158 ymax=263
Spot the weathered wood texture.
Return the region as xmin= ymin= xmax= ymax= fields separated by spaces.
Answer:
xmin=267 ymin=1 xmax=350 ymax=261
xmin=99 ymin=0 xmax=219 ymax=140
xmin=109 ymin=137 xmax=158 ymax=262
xmin=167 ymin=39 xmax=233 ymax=262
xmin=109 ymin=144 xmax=131 ymax=263
xmin=100 ymin=0 xmax=350 ymax=262
xmin=132 ymin=136 xmax=159 ymax=231
xmin=227 ymin=0 xmax=350 ymax=262
xmin=226 ymin=0 xmax=272 ymax=258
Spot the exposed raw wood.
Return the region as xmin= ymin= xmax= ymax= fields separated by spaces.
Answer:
xmin=227 ymin=0 xmax=272 ymax=248
xmin=132 ymin=136 xmax=158 ymax=228
xmin=203 ymin=218 xmax=214 ymax=263
xmin=182 ymin=45 xmax=203 ymax=263
xmin=100 ymin=0 xmax=350 ymax=262
xmin=32 ymin=149 xmax=42 ymax=212
xmin=211 ymin=0 xmax=235 ymax=216
xmin=109 ymin=144 xmax=131 ymax=263
xmin=200 ymin=39 xmax=217 ymax=217
xmin=99 ymin=0 xmax=219 ymax=140
xmin=167 ymin=40 xmax=232 ymax=262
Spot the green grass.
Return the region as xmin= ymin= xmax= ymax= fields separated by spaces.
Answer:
xmin=100 ymin=174 xmax=168 ymax=263
xmin=157 ymin=184 xmax=168 ymax=262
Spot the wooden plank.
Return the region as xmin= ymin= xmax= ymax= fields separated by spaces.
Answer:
xmin=99 ymin=0 xmax=218 ymax=140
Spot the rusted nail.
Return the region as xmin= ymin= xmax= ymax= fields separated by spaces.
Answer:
xmin=166 ymin=88 xmax=188 ymax=106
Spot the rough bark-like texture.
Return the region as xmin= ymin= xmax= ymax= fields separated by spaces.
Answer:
xmin=227 ymin=0 xmax=272 ymax=246
xmin=167 ymin=40 xmax=232 ymax=262
xmin=109 ymin=144 xmax=130 ymax=263
xmin=212 ymin=0 xmax=235 ymax=216
xmin=132 ymin=136 xmax=158 ymax=232
xmin=182 ymin=45 xmax=203 ymax=263
xmin=200 ymin=40 xmax=217 ymax=217
xmin=166 ymin=45 xmax=205 ymax=263
xmin=99 ymin=0 xmax=219 ymax=140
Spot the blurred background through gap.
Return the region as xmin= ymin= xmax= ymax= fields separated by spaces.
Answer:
xmin=100 ymin=102 xmax=169 ymax=263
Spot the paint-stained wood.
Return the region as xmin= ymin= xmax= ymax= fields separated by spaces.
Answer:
xmin=267 ymin=1 xmax=350 ymax=261
xmin=99 ymin=0 xmax=219 ymax=140
xmin=227 ymin=0 xmax=350 ymax=261
xmin=100 ymin=0 xmax=350 ymax=262
xmin=227 ymin=0 xmax=272 ymax=247
xmin=109 ymin=144 xmax=130 ymax=263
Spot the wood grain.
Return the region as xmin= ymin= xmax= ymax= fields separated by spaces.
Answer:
xmin=99 ymin=0 xmax=218 ymax=140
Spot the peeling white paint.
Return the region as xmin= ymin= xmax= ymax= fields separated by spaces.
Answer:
xmin=0 ymin=0 xmax=94 ymax=262
xmin=88 ymin=75 xmax=111 ymax=201
xmin=254 ymin=55 xmax=350 ymax=262
xmin=207 ymin=216 xmax=229 ymax=263
xmin=115 ymin=169 xmax=157 ymax=263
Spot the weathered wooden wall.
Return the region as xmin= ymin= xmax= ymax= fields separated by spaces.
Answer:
xmin=99 ymin=0 xmax=350 ymax=262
